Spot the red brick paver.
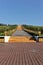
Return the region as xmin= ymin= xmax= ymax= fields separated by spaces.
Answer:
xmin=0 ymin=43 xmax=43 ymax=65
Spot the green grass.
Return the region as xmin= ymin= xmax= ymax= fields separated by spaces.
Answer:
xmin=22 ymin=25 xmax=43 ymax=36
xmin=0 ymin=25 xmax=17 ymax=36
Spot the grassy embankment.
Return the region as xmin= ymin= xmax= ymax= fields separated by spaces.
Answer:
xmin=0 ymin=25 xmax=17 ymax=36
xmin=22 ymin=25 xmax=43 ymax=36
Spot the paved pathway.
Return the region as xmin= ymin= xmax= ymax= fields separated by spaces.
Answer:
xmin=0 ymin=43 xmax=43 ymax=65
xmin=12 ymin=25 xmax=32 ymax=36
xmin=12 ymin=30 xmax=32 ymax=36
xmin=9 ymin=25 xmax=35 ymax=42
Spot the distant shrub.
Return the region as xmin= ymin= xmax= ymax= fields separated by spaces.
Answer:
xmin=22 ymin=25 xmax=43 ymax=35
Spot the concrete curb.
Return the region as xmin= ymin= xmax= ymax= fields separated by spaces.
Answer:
xmin=0 ymin=36 xmax=10 ymax=43
xmin=4 ymin=36 xmax=10 ymax=42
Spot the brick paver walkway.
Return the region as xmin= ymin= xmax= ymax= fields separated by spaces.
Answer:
xmin=0 ymin=43 xmax=43 ymax=65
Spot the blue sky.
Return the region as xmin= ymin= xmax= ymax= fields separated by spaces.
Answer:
xmin=0 ymin=0 xmax=43 ymax=25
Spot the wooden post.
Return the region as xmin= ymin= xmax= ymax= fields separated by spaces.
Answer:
xmin=4 ymin=31 xmax=8 ymax=36
xmin=38 ymin=31 xmax=41 ymax=36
